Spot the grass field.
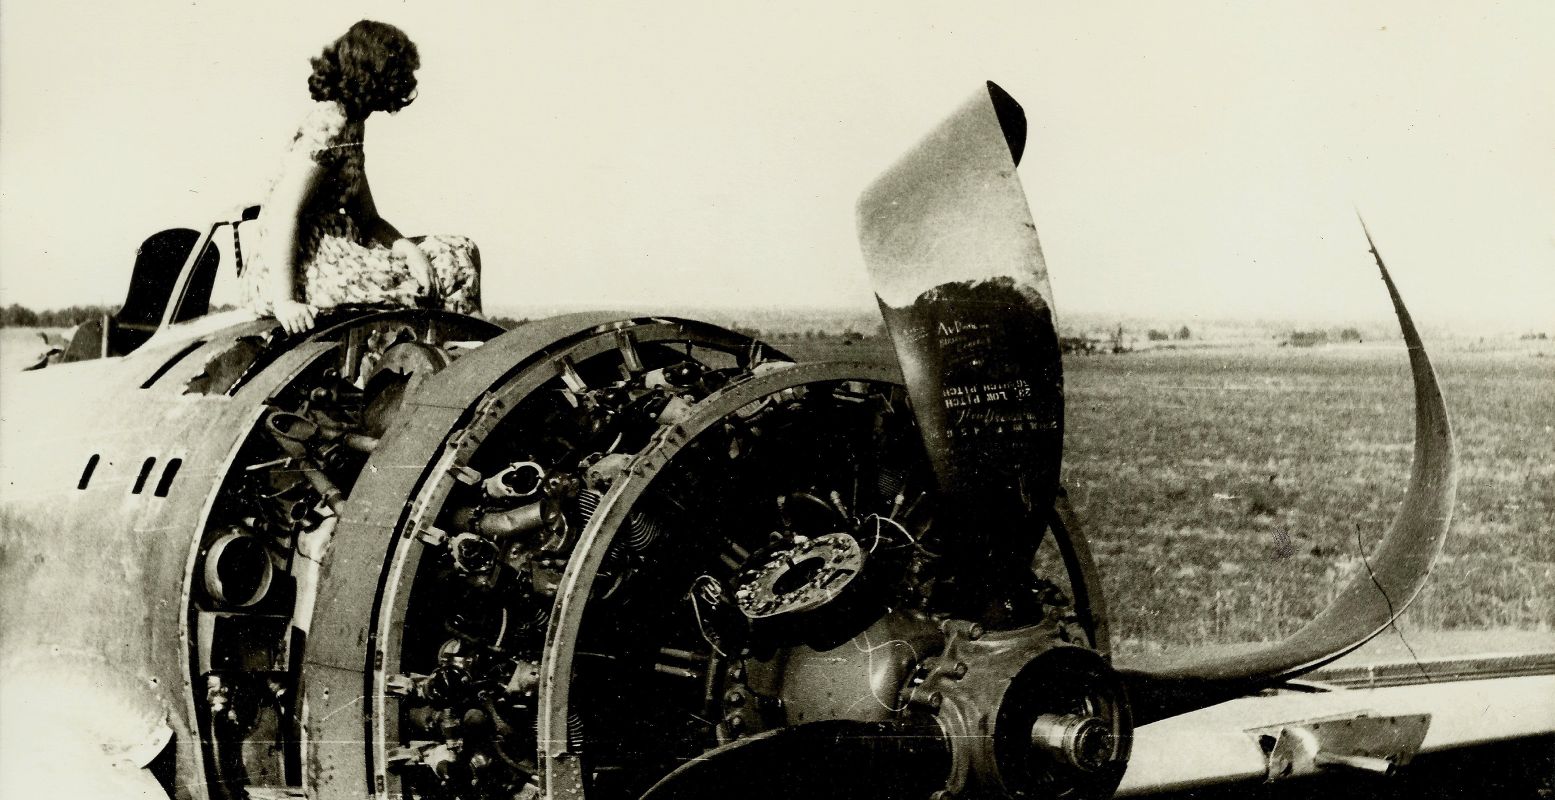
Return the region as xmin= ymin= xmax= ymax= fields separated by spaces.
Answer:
xmin=788 ymin=336 xmax=1554 ymax=656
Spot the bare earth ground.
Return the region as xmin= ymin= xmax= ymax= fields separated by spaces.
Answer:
xmin=0 ymin=327 xmax=65 ymax=373
xmin=4 ymin=327 xmax=1551 ymax=661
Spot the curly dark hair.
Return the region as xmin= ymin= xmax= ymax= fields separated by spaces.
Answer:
xmin=307 ymin=20 xmax=420 ymax=118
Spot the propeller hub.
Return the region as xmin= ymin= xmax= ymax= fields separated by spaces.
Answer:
xmin=1030 ymin=713 xmax=1115 ymax=773
xmin=912 ymin=623 xmax=1131 ymax=799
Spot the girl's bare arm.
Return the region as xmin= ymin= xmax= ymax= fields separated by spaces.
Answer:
xmin=260 ymin=151 xmax=326 ymax=333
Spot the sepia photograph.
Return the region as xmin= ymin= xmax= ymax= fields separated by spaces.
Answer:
xmin=1 ymin=2 xmax=1551 ymax=799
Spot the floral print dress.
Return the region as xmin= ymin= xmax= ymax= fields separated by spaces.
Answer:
xmin=243 ymin=101 xmax=481 ymax=316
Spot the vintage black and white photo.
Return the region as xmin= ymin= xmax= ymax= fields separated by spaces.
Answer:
xmin=1 ymin=3 xmax=1551 ymax=798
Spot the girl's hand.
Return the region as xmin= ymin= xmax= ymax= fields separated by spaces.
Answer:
xmin=393 ymin=238 xmax=438 ymax=299
xmin=274 ymin=300 xmax=317 ymax=335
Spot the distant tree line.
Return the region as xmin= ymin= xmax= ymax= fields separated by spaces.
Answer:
xmin=1 ymin=304 xmax=118 ymax=328
xmin=736 ymin=327 xmax=871 ymax=342
xmin=1284 ymin=327 xmax=1366 ymax=347
xmin=1146 ymin=325 xmax=1193 ymax=342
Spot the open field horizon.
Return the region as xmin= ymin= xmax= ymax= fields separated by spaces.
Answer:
xmin=484 ymin=303 xmax=1555 ymax=343
xmin=3 ymin=324 xmax=1550 ymax=660
xmin=6 ymin=298 xmax=1552 ymax=342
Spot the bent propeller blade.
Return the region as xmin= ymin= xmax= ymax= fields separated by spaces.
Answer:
xmin=1119 ymin=224 xmax=1458 ymax=722
xmin=858 ymin=80 xmax=1458 ymax=724
xmin=857 ymin=82 xmax=1063 ymax=570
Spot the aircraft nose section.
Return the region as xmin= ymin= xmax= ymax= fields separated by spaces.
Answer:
xmin=1 ymin=652 xmax=174 ymax=798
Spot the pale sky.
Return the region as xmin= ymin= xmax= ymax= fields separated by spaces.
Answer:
xmin=2 ymin=1 xmax=1551 ymax=330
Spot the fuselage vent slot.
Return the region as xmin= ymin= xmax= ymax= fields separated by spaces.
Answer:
xmin=132 ymin=457 xmax=157 ymax=494
xmin=153 ymin=458 xmax=183 ymax=497
xmin=77 ymin=454 xmax=101 ymax=490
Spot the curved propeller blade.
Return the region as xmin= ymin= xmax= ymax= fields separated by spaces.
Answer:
xmin=857 ymin=82 xmax=1063 ymax=599
xmin=640 ymin=719 xmax=950 ymax=800
xmin=1119 ymin=224 xmax=1458 ymax=722
xmin=854 ymin=79 xmax=1458 ymax=726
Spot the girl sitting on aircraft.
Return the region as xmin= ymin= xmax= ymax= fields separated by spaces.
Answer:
xmin=243 ymin=20 xmax=481 ymax=334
